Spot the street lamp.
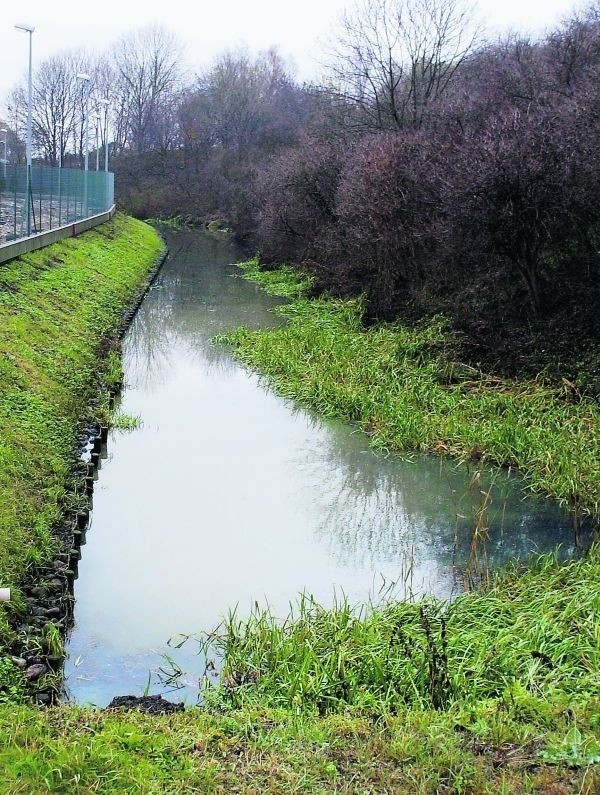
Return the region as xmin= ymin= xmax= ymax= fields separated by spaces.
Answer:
xmin=94 ymin=111 xmax=101 ymax=171
xmin=98 ymin=98 xmax=110 ymax=172
xmin=76 ymin=73 xmax=91 ymax=171
xmin=15 ymin=22 xmax=35 ymax=235
xmin=1 ymin=128 xmax=7 ymax=180
xmin=77 ymin=72 xmax=91 ymax=216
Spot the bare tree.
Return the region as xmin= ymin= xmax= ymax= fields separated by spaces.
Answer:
xmin=8 ymin=49 xmax=94 ymax=167
xmin=191 ymin=47 xmax=303 ymax=157
xmin=111 ymin=25 xmax=183 ymax=154
xmin=5 ymin=90 xmax=26 ymax=163
xmin=0 ymin=105 xmax=24 ymax=165
xmin=33 ymin=51 xmax=91 ymax=166
xmin=326 ymin=0 xmax=481 ymax=130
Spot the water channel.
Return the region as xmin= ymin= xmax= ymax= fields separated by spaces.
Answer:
xmin=64 ymin=229 xmax=580 ymax=706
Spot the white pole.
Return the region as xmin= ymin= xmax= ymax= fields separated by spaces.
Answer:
xmin=104 ymin=104 xmax=109 ymax=172
xmin=58 ymin=130 xmax=62 ymax=223
xmin=84 ymin=95 xmax=88 ymax=215
xmin=98 ymin=98 xmax=110 ymax=172
xmin=77 ymin=73 xmax=91 ymax=216
xmin=95 ymin=113 xmax=100 ymax=171
xmin=0 ymin=588 xmax=10 ymax=602
xmin=1 ymin=129 xmax=7 ymax=180
xmin=26 ymin=30 xmax=32 ymax=170
xmin=15 ymin=23 xmax=35 ymax=235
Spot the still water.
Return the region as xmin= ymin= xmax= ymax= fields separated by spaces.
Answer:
xmin=64 ymin=230 xmax=578 ymax=706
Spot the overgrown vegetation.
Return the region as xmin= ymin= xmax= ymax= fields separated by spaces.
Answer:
xmin=0 ymin=214 xmax=162 ymax=654
xmin=220 ymin=261 xmax=600 ymax=515
xmin=202 ymin=551 xmax=600 ymax=722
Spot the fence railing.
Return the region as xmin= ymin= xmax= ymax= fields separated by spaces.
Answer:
xmin=0 ymin=164 xmax=114 ymax=244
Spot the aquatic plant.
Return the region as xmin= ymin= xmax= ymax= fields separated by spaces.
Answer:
xmin=111 ymin=412 xmax=143 ymax=431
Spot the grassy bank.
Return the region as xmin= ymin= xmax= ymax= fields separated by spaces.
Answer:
xmin=0 ymin=214 xmax=163 ymax=660
xmin=0 ymin=684 xmax=598 ymax=794
xmin=219 ymin=261 xmax=600 ymax=516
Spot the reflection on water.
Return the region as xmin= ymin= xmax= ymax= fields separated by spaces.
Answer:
xmin=64 ymin=229 xmax=581 ymax=706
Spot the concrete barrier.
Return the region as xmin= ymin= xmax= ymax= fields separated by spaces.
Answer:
xmin=0 ymin=204 xmax=117 ymax=265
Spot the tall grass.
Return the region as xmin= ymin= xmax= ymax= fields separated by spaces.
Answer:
xmin=200 ymin=547 xmax=600 ymax=719
xmin=220 ymin=260 xmax=600 ymax=515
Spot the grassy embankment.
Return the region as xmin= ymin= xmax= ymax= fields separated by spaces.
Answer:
xmin=0 ymin=214 xmax=163 ymax=669
xmin=0 ymin=550 xmax=597 ymax=793
xmin=0 ymin=248 xmax=597 ymax=793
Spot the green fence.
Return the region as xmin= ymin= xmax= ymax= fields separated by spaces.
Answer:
xmin=0 ymin=164 xmax=114 ymax=243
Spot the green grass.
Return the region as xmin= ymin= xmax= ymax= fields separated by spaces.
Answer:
xmin=0 ymin=697 xmax=597 ymax=794
xmin=201 ymin=548 xmax=599 ymax=723
xmin=0 ymin=214 xmax=163 ymax=651
xmin=220 ymin=259 xmax=600 ymax=516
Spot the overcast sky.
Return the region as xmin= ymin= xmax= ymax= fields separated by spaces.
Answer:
xmin=0 ymin=0 xmax=586 ymax=113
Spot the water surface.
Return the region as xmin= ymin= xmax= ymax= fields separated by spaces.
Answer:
xmin=65 ymin=230 xmax=579 ymax=706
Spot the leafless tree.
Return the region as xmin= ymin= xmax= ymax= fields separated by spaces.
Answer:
xmin=326 ymin=0 xmax=481 ymax=130
xmin=111 ymin=25 xmax=183 ymax=154
xmin=0 ymin=106 xmax=23 ymax=165
xmin=8 ymin=50 xmax=94 ymax=167
xmin=37 ymin=51 xmax=91 ymax=166
xmin=5 ymin=89 xmax=26 ymax=163
xmin=190 ymin=47 xmax=303 ymax=157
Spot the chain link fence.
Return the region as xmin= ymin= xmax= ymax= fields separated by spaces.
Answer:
xmin=0 ymin=164 xmax=114 ymax=243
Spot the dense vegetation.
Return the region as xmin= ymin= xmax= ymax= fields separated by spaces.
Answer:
xmin=0 ymin=215 xmax=162 ymax=668
xmin=247 ymin=8 xmax=600 ymax=385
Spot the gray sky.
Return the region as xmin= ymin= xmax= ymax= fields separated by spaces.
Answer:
xmin=0 ymin=0 xmax=586 ymax=114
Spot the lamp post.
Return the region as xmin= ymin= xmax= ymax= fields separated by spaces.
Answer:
xmin=94 ymin=111 xmax=101 ymax=171
xmin=57 ymin=129 xmax=63 ymax=224
xmin=14 ymin=22 xmax=34 ymax=235
xmin=98 ymin=98 xmax=110 ymax=172
xmin=77 ymin=72 xmax=91 ymax=216
xmin=1 ymin=128 xmax=7 ymax=180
